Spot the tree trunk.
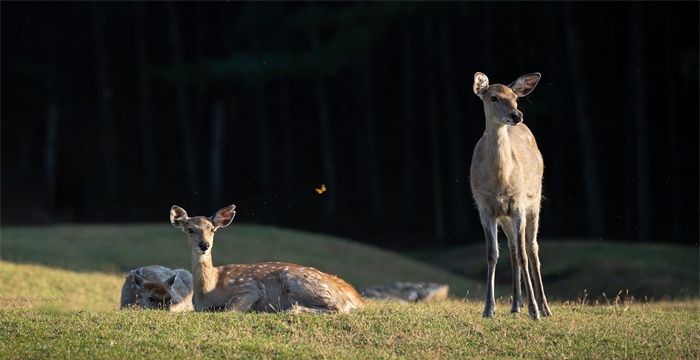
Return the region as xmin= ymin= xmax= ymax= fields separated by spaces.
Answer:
xmin=167 ymin=3 xmax=199 ymax=206
xmin=663 ymin=7 xmax=681 ymax=242
xmin=425 ymin=17 xmax=445 ymax=243
xmin=563 ymin=4 xmax=604 ymax=237
xmin=210 ymin=101 xmax=224 ymax=209
xmin=401 ymin=22 xmax=417 ymax=224
xmin=279 ymin=77 xmax=295 ymax=203
xmin=90 ymin=6 xmax=119 ymax=204
xmin=629 ymin=4 xmax=650 ymax=242
xmin=438 ymin=19 xmax=470 ymax=241
xmin=362 ymin=52 xmax=383 ymax=224
xmin=134 ymin=3 xmax=156 ymax=194
xmin=308 ymin=28 xmax=338 ymax=230
xmin=478 ymin=3 xmax=494 ymax=73
xmin=44 ymin=103 xmax=58 ymax=221
xmin=193 ymin=6 xmax=208 ymax=141
xmin=250 ymin=34 xmax=272 ymax=219
xmin=353 ymin=67 xmax=368 ymax=218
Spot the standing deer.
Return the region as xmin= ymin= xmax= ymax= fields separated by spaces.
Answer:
xmin=170 ymin=204 xmax=364 ymax=313
xmin=470 ymin=72 xmax=551 ymax=320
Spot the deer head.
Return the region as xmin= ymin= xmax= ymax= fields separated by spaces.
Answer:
xmin=170 ymin=204 xmax=236 ymax=257
xmin=473 ymin=72 xmax=541 ymax=126
xmin=131 ymin=270 xmax=179 ymax=310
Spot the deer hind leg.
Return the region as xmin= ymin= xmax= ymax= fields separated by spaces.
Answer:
xmin=480 ymin=212 xmax=499 ymax=318
xmin=499 ymin=218 xmax=523 ymax=313
xmin=511 ymin=211 xmax=540 ymax=320
xmin=281 ymin=272 xmax=342 ymax=313
xmin=526 ymin=210 xmax=552 ymax=316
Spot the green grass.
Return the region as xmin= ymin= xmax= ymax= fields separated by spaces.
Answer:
xmin=0 ymin=262 xmax=122 ymax=312
xmin=1 ymin=298 xmax=698 ymax=359
xmin=1 ymin=225 xmax=698 ymax=358
xmin=411 ymin=240 xmax=699 ymax=301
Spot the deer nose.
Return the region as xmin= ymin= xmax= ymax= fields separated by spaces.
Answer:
xmin=198 ymin=242 xmax=209 ymax=251
xmin=510 ymin=112 xmax=523 ymax=123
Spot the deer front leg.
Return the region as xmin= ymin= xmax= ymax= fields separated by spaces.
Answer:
xmin=480 ymin=212 xmax=499 ymax=318
xmin=511 ymin=211 xmax=540 ymax=320
xmin=224 ymin=292 xmax=261 ymax=312
xmin=499 ymin=218 xmax=523 ymax=313
xmin=224 ymin=283 xmax=264 ymax=312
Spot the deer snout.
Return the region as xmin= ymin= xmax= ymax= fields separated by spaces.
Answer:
xmin=198 ymin=242 xmax=210 ymax=252
xmin=510 ymin=111 xmax=523 ymax=124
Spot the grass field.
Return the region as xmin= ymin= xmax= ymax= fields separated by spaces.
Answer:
xmin=1 ymin=298 xmax=698 ymax=359
xmin=1 ymin=224 xmax=698 ymax=358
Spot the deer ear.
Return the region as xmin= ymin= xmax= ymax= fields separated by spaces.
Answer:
xmin=170 ymin=205 xmax=188 ymax=228
xmin=509 ymin=72 xmax=541 ymax=97
xmin=131 ymin=270 xmax=144 ymax=288
xmin=212 ymin=204 xmax=236 ymax=229
xmin=473 ymin=72 xmax=489 ymax=98
xmin=165 ymin=273 xmax=178 ymax=287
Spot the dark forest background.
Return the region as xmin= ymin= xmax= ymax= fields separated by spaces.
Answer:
xmin=1 ymin=2 xmax=698 ymax=249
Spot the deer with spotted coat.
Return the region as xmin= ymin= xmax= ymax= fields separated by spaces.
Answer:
xmin=470 ymin=72 xmax=552 ymax=320
xmin=170 ymin=204 xmax=364 ymax=313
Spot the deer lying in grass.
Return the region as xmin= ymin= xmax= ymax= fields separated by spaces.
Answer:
xmin=170 ymin=204 xmax=364 ymax=313
xmin=470 ymin=72 xmax=552 ymax=320
xmin=120 ymin=265 xmax=194 ymax=312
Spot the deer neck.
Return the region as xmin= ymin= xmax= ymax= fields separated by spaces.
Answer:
xmin=191 ymin=251 xmax=218 ymax=295
xmin=483 ymin=119 xmax=515 ymax=182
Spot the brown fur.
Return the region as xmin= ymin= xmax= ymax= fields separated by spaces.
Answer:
xmin=170 ymin=205 xmax=364 ymax=313
xmin=470 ymin=72 xmax=551 ymax=320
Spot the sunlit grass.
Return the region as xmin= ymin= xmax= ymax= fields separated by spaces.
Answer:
xmin=1 ymin=298 xmax=698 ymax=359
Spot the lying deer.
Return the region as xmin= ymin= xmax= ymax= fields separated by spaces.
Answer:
xmin=470 ymin=72 xmax=552 ymax=320
xmin=120 ymin=265 xmax=194 ymax=312
xmin=170 ymin=204 xmax=364 ymax=313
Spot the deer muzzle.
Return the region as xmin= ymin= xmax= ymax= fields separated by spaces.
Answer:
xmin=198 ymin=242 xmax=210 ymax=252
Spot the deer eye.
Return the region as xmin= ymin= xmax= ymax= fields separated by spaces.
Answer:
xmin=490 ymin=96 xmax=498 ymax=103
xmin=186 ymin=228 xmax=194 ymax=234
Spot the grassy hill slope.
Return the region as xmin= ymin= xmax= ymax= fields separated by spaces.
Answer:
xmin=0 ymin=224 xmax=478 ymax=297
